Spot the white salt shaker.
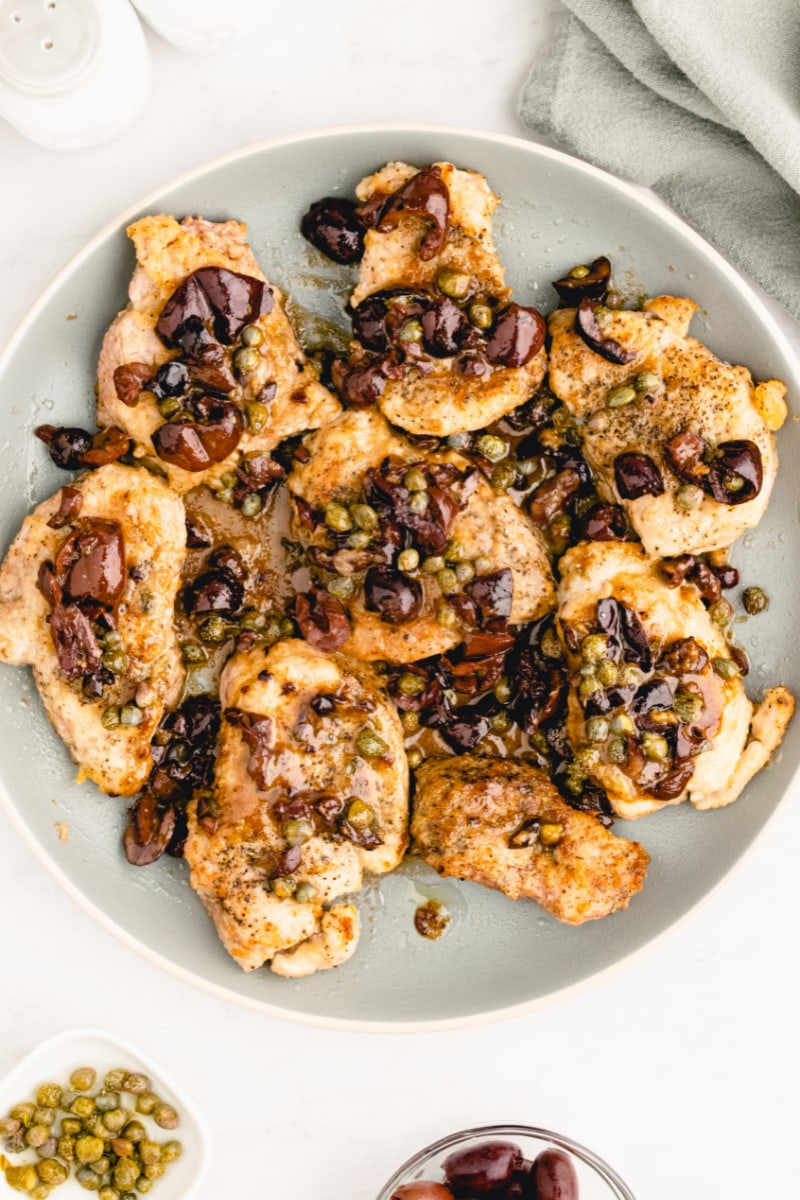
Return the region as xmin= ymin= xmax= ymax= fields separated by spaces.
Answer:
xmin=130 ymin=0 xmax=268 ymax=52
xmin=0 ymin=0 xmax=152 ymax=150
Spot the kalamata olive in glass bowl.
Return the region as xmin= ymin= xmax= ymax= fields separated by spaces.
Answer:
xmin=375 ymin=1126 xmax=636 ymax=1200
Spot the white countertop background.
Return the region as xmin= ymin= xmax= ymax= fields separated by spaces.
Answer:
xmin=1 ymin=3 xmax=798 ymax=1197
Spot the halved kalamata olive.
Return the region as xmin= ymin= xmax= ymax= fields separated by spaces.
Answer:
xmin=49 ymin=602 xmax=102 ymax=679
xmin=208 ymin=544 xmax=247 ymax=583
xmin=646 ymin=761 xmax=695 ymax=800
xmin=437 ymin=707 xmax=491 ymax=752
xmin=632 ymin=677 xmax=675 ymax=713
xmin=660 ymin=554 xmax=697 ymax=588
xmin=152 ymin=395 xmax=244 ymax=471
xmin=55 ymin=519 xmax=125 ymax=606
xmin=183 ymin=569 xmax=244 ymax=617
xmin=35 ymin=424 xmax=92 ymax=470
xmin=331 ymin=357 xmax=388 ymax=407
xmin=690 ymin=561 xmax=721 ymax=604
xmin=485 ymin=303 xmax=546 ymax=369
xmin=663 ymin=430 xmax=705 ymax=483
xmin=421 ymin=296 xmax=468 ymax=357
xmin=153 ymin=359 xmax=190 ymax=397
xmin=704 ymin=439 xmax=763 ymax=505
xmin=113 ymin=362 xmax=152 ymax=406
xmin=193 ymin=266 xmax=273 ymax=343
xmin=552 ymin=255 xmax=612 ymax=305
xmin=156 ymin=274 xmax=213 ymax=347
xmin=443 ymin=1140 xmax=523 ymax=1195
xmin=124 ymin=792 xmax=176 ymax=867
xmin=575 ymin=298 xmax=636 ymax=364
xmin=578 ymin=502 xmax=628 ymax=541
xmin=528 ymin=468 xmax=581 ymax=528
xmin=295 ymin=587 xmax=351 ymax=652
xmin=301 ymin=196 xmax=366 ymax=264
xmin=364 ymin=566 xmax=423 ymax=625
xmin=351 ymin=293 xmax=393 ymax=352
xmin=376 ymin=166 xmax=451 ymax=260
xmin=81 ymin=425 xmax=131 ymax=467
xmin=464 ymin=568 xmax=514 ymax=629
xmin=47 ymin=486 xmax=83 ymax=530
xmin=532 ymin=1148 xmax=579 ymax=1200
xmin=712 ymin=563 xmax=739 ymax=589
xmin=614 ymin=453 xmax=664 ymax=500
xmin=660 ymin=637 xmax=708 ymax=675
xmin=185 ymin=516 xmax=213 ymax=548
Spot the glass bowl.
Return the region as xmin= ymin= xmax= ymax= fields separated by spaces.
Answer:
xmin=376 ymin=1124 xmax=636 ymax=1200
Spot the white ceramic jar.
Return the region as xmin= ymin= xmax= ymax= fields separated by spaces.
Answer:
xmin=130 ymin=0 xmax=268 ymax=52
xmin=0 ymin=0 xmax=152 ymax=150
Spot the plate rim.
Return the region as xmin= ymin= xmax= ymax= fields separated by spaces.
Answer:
xmin=1 ymin=120 xmax=799 ymax=1033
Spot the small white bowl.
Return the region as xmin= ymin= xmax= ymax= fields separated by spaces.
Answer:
xmin=0 ymin=1028 xmax=211 ymax=1198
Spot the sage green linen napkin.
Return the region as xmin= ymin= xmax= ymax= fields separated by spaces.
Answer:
xmin=519 ymin=0 xmax=800 ymax=318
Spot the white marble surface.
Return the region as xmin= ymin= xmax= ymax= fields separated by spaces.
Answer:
xmin=1 ymin=3 xmax=798 ymax=1198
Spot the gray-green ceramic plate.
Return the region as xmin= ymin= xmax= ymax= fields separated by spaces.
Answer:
xmin=1 ymin=125 xmax=798 ymax=1030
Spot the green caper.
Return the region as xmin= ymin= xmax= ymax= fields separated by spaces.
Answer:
xmin=569 ymin=263 xmax=591 ymax=279
xmin=397 ymin=548 xmax=419 ymax=572
xmin=110 ymin=1138 xmax=134 ymax=1158
xmin=540 ymin=627 xmax=562 ymax=659
xmin=294 ymin=881 xmax=317 ymax=904
xmin=263 ymin=617 xmax=284 ymax=645
xmin=234 ymin=346 xmax=260 ymax=373
xmin=468 ymin=302 xmax=493 ymax=329
xmin=516 ymin=456 xmax=541 ymax=477
xmin=324 ymin=502 xmax=352 ymax=532
xmin=76 ymin=1165 xmax=103 ymax=1191
xmin=581 ymin=632 xmax=609 ymax=662
xmin=32 ymin=1108 xmax=55 ymax=1128
xmin=241 ymin=323 xmax=264 ymax=347
xmin=220 ymin=470 xmax=238 ymax=488
xmin=578 ymin=675 xmax=599 ymax=703
xmin=25 ymin=1125 xmax=50 ymax=1148
xmin=138 ymin=1141 xmax=161 ymax=1167
xmin=156 ymin=395 xmax=182 ymax=420
xmin=437 ymin=567 xmax=458 ymax=594
xmin=421 ymin=555 xmax=445 ymax=574
xmin=743 ymin=586 xmax=768 ymax=615
xmin=617 ymin=663 xmax=643 ymax=687
xmin=489 ymin=678 xmax=511 ymax=706
xmin=436 ymin=602 xmax=458 ymax=629
xmin=606 ymin=384 xmax=637 ymax=408
xmin=57 ymin=1134 xmax=76 ymax=1161
xmin=279 ymin=617 xmax=296 ymax=638
xmin=180 ymin=642 xmax=207 ymax=664
xmin=30 ymin=1185 xmax=50 ymax=1200
xmin=473 ymin=555 xmax=493 ymax=576
xmin=586 ymin=716 xmax=610 ymax=742
xmin=351 ymin=503 xmax=379 ymax=531
xmin=100 ymin=1110 xmax=127 ymax=1134
xmin=607 ymin=736 xmax=627 ymax=763
xmin=642 ymin=732 xmax=669 ymax=761
xmin=90 ymin=1157 xmax=111 ymax=1176
xmin=436 ymin=267 xmax=472 ymax=299
xmin=490 ymin=462 xmax=517 ymax=491
xmin=709 ymin=598 xmax=734 ymax=627
xmin=346 ymin=798 xmax=376 ymax=829
xmin=112 ymin=1160 xmax=141 ymax=1191
xmin=347 ymin=529 xmax=371 ymax=550
xmin=241 ymin=492 xmax=263 ymax=518
xmin=404 ymin=467 xmax=427 ymax=492
xmin=475 ymin=434 xmax=507 ymax=462
xmin=453 ymin=560 xmax=474 ymax=584
xmin=61 ymin=1118 xmax=82 ymax=1136
xmin=271 ymin=876 xmax=297 ymax=899
xmin=326 ymin=574 xmax=355 ymax=601
xmin=215 ymin=486 xmax=234 ymax=505
xmin=595 ymin=658 xmax=618 ymax=686
xmin=123 ymin=1114 xmax=148 ymax=1137
xmin=160 ymin=1141 xmax=183 ymax=1163
xmin=4 ymin=1165 xmax=38 ymax=1193
xmin=723 ymin=475 xmax=745 ymax=493
xmin=674 ymin=483 xmax=703 ymax=512
xmin=0 ymin=1115 xmax=21 ymax=1137
xmin=398 ymin=673 xmax=426 ymax=695
xmin=200 ymin=614 xmax=233 ymax=643
xmin=93 ymin=1091 xmax=119 ymax=1113
xmin=401 ymin=710 xmax=420 ymax=733
xmin=673 ymin=691 xmax=704 ymax=723
xmin=104 ymin=1070 xmax=127 ymax=1091
xmin=539 ymin=822 xmax=563 ymax=847
xmin=635 ymin=370 xmax=661 ymax=392
xmin=70 ymin=1097 xmax=95 ymax=1120
xmin=101 ymin=649 xmax=129 ymax=674
xmin=397 ymin=319 xmax=423 ymax=343
xmin=283 ymin=818 xmax=313 ymax=847
xmin=35 ymin=1085 xmax=62 ymax=1109
xmin=356 ymin=728 xmax=388 ymax=758
xmin=490 ymin=711 xmax=512 ymax=733
xmin=143 ymin=1163 xmax=164 ymax=1182
xmin=75 ymin=1135 xmax=105 ymax=1164
xmin=408 ymin=491 xmax=429 ymax=514
xmin=135 ymin=1179 xmax=153 ymax=1194
xmin=575 ymin=746 xmax=600 ymax=772
xmin=712 ymin=656 xmax=740 ymax=680
xmin=610 ymin=712 xmax=635 ymax=735
xmin=447 ymin=432 xmax=472 ymax=450
xmin=98 ymin=1189 xmax=121 ymax=1200
xmin=406 ymin=748 xmax=423 ymax=769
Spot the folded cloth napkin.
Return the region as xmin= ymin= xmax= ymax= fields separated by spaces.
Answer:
xmin=519 ymin=0 xmax=800 ymax=319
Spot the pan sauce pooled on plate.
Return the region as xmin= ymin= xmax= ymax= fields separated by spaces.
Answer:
xmin=0 ymin=159 xmax=793 ymax=977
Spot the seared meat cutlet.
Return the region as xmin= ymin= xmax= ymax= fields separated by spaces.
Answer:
xmin=0 ymin=463 xmax=184 ymax=796
xmin=98 ymin=214 xmax=340 ymax=494
xmin=183 ymin=638 xmax=408 ymax=975
xmin=548 ymin=295 xmax=786 ymax=556
xmin=558 ymin=541 xmax=794 ymax=818
xmin=412 ymin=755 xmax=649 ymax=924
xmin=289 ymin=409 xmax=555 ymax=664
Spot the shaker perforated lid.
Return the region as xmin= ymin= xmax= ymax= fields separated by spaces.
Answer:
xmin=0 ymin=0 xmax=100 ymax=94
